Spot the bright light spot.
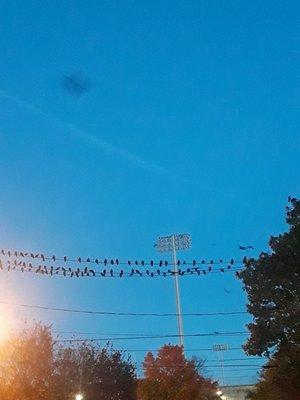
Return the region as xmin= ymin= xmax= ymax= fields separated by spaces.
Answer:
xmin=220 ymin=396 xmax=227 ymax=400
xmin=0 ymin=313 xmax=9 ymax=341
xmin=216 ymin=390 xmax=223 ymax=396
xmin=75 ymin=394 xmax=84 ymax=400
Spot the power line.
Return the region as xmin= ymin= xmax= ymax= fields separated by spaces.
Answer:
xmin=0 ymin=258 xmax=244 ymax=279
xmin=136 ymin=358 xmax=266 ymax=362
xmin=1 ymin=248 xmax=247 ymax=267
xmin=0 ymin=300 xmax=248 ymax=318
xmin=56 ymin=330 xmax=249 ymax=338
xmin=137 ymin=364 xmax=263 ymax=369
xmin=120 ymin=347 xmax=244 ymax=352
xmin=56 ymin=331 xmax=249 ymax=343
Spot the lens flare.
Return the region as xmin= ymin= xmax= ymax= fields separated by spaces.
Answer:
xmin=0 ymin=313 xmax=9 ymax=341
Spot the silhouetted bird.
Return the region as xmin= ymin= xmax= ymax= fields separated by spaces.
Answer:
xmin=239 ymin=245 xmax=254 ymax=250
xmin=62 ymin=74 xmax=90 ymax=97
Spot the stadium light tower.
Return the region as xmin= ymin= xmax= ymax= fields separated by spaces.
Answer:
xmin=156 ymin=233 xmax=191 ymax=348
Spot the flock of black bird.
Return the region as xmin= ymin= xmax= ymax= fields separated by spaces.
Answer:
xmin=0 ymin=248 xmax=253 ymax=280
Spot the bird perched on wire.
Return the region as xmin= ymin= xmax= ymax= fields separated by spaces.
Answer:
xmin=62 ymin=73 xmax=91 ymax=97
xmin=239 ymin=245 xmax=254 ymax=250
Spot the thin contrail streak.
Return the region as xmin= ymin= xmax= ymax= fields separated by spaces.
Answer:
xmin=0 ymin=90 xmax=184 ymax=181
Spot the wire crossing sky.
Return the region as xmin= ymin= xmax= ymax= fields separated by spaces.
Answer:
xmin=0 ymin=0 xmax=298 ymax=387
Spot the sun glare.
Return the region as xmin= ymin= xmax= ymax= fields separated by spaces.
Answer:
xmin=0 ymin=313 xmax=10 ymax=342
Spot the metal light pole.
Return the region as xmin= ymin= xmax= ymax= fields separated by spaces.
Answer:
xmin=156 ymin=233 xmax=191 ymax=348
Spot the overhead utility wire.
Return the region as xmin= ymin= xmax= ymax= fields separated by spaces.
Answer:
xmin=57 ymin=331 xmax=249 ymax=343
xmin=120 ymin=347 xmax=243 ymax=352
xmin=0 ymin=300 xmax=248 ymax=317
xmin=0 ymin=258 xmax=244 ymax=279
xmin=0 ymin=248 xmax=247 ymax=266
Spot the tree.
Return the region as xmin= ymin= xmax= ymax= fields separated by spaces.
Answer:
xmin=54 ymin=342 xmax=137 ymax=400
xmin=247 ymin=343 xmax=300 ymax=400
xmin=239 ymin=198 xmax=300 ymax=399
xmin=0 ymin=323 xmax=137 ymax=400
xmin=239 ymin=197 xmax=300 ymax=356
xmin=0 ymin=323 xmax=56 ymax=400
xmin=137 ymin=345 xmax=218 ymax=400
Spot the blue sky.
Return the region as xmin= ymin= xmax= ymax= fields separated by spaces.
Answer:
xmin=0 ymin=0 xmax=299 ymax=386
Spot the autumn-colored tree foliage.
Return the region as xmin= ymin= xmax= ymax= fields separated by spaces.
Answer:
xmin=137 ymin=345 xmax=218 ymax=400
xmin=0 ymin=323 xmax=137 ymax=400
xmin=0 ymin=323 xmax=56 ymax=400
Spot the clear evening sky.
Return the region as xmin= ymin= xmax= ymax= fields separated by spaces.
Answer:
xmin=0 ymin=0 xmax=299 ymax=385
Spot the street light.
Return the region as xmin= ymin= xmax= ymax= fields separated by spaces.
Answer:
xmin=156 ymin=233 xmax=191 ymax=348
xmin=75 ymin=394 xmax=84 ymax=400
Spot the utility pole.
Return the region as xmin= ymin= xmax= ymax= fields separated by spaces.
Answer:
xmin=156 ymin=233 xmax=191 ymax=349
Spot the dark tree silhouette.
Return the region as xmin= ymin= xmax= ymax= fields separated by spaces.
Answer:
xmin=239 ymin=198 xmax=300 ymax=399
xmin=239 ymin=198 xmax=300 ymax=357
